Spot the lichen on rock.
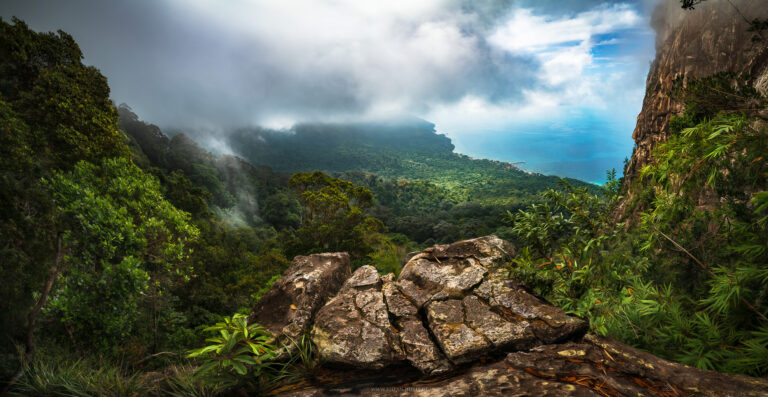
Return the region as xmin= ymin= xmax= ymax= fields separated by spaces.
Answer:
xmin=311 ymin=266 xmax=405 ymax=369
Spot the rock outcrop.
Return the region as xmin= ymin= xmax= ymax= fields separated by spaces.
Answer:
xmin=250 ymin=236 xmax=768 ymax=396
xmin=306 ymin=236 xmax=587 ymax=373
xmin=621 ymin=0 xmax=768 ymax=216
xmin=248 ymin=252 xmax=350 ymax=357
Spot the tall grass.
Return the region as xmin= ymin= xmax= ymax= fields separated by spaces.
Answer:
xmin=9 ymin=355 xmax=146 ymax=397
xmin=7 ymin=349 xmax=223 ymax=397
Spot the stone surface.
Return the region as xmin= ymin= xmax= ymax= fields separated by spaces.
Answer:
xmin=395 ymin=319 xmax=452 ymax=375
xmin=273 ymin=334 xmax=768 ymax=397
xmin=248 ymin=252 xmax=350 ymax=356
xmin=381 ymin=274 xmax=418 ymax=319
xmin=462 ymin=295 xmax=535 ymax=350
xmin=429 ymin=235 xmax=515 ymax=270
xmin=311 ymin=266 xmax=405 ymax=369
xmin=254 ymin=236 xmax=586 ymax=372
xmin=398 ymin=256 xmax=486 ymax=305
xmin=298 ymin=236 xmax=586 ymax=370
xmin=425 ymin=299 xmax=490 ymax=363
xmin=381 ymin=274 xmax=452 ymax=375
xmin=396 ymin=236 xmax=515 ymax=309
xmin=474 ymin=278 xmax=587 ymax=344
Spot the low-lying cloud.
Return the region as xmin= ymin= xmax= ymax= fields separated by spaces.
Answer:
xmin=1 ymin=0 xmax=655 ymax=134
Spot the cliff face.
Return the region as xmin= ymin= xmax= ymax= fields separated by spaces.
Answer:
xmin=622 ymin=0 xmax=768 ymax=211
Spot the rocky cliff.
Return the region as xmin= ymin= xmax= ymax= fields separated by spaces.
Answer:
xmin=621 ymin=0 xmax=768 ymax=214
xmin=250 ymin=236 xmax=768 ymax=396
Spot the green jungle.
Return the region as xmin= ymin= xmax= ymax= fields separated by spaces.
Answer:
xmin=1 ymin=14 xmax=767 ymax=396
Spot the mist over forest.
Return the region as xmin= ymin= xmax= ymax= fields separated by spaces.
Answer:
xmin=1 ymin=0 xmax=661 ymax=182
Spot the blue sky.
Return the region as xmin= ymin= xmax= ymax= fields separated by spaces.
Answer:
xmin=1 ymin=0 xmax=658 ymax=183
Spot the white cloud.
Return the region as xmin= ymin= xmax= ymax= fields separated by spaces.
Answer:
xmin=488 ymin=5 xmax=640 ymax=53
xmin=425 ymin=91 xmax=562 ymax=135
xmin=488 ymin=3 xmax=641 ymax=91
xmin=426 ymin=3 xmax=651 ymax=136
xmin=539 ymin=42 xmax=594 ymax=85
xmin=1 ymin=0 xmax=652 ymax=136
xmin=149 ymin=0 xmax=510 ymax=125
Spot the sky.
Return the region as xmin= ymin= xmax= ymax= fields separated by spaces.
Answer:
xmin=0 ymin=0 xmax=660 ymax=183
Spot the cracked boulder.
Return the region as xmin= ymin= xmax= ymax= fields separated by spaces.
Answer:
xmin=311 ymin=266 xmax=405 ymax=369
xmin=382 ymin=274 xmax=452 ymax=375
xmin=248 ymin=252 xmax=350 ymax=357
xmin=473 ymin=278 xmax=587 ymax=344
xmin=424 ymin=296 xmax=537 ymax=364
xmin=397 ymin=236 xmax=515 ymax=309
xmin=398 ymin=236 xmax=587 ymax=356
xmin=397 ymin=255 xmax=487 ymax=307
xmin=463 ymin=295 xmax=536 ymax=351
xmin=291 ymin=236 xmax=586 ymax=374
xmin=403 ymin=235 xmax=515 ymax=272
xmin=425 ymin=299 xmax=490 ymax=363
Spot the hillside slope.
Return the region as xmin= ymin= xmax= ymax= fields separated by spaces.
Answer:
xmin=221 ymin=120 xmax=596 ymax=205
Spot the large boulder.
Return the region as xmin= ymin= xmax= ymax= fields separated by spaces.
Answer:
xmin=250 ymin=236 xmax=768 ymax=396
xmin=249 ymin=237 xmax=586 ymax=371
xmin=248 ymin=252 xmax=350 ymax=356
xmin=305 ymin=236 xmax=586 ymax=372
xmin=311 ymin=266 xmax=405 ymax=369
xmin=397 ymin=236 xmax=588 ymax=360
xmin=403 ymin=235 xmax=515 ymax=271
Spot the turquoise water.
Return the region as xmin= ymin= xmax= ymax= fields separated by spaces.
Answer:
xmin=446 ymin=110 xmax=636 ymax=185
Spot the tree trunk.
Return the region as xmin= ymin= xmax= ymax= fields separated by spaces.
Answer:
xmin=2 ymin=235 xmax=64 ymax=395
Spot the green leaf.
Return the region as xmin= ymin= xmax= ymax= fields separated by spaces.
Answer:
xmin=195 ymin=361 xmax=219 ymax=376
xmin=233 ymin=355 xmax=258 ymax=365
xmin=231 ymin=361 xmax=247 ymax=375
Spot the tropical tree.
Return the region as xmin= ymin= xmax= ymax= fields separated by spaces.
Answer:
xmin=287 ymin=171 xmax=384 ymax=259
xmin=44 ymin=158 xmax=199 ymax=349
xmin=0 ymin=18 xmax=131 ymax=384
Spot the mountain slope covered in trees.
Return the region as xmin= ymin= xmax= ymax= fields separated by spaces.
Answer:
xmin=221 ymin=120 xmax=597 ymax=204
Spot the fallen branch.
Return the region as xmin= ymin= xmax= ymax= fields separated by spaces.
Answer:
xmin=134 ymin=351 xmax=179 ymax=366
xmin=654 ymin=227 xmax=768 ymax=323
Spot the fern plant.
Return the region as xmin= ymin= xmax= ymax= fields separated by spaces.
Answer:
xmin=635 ymin=112 xmax=768 ymax=375
xmin=508 ymin=114 xmax=768 ymax=375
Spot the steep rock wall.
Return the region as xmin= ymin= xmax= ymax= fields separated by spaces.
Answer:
xmin=621 ymin=0 xmax=768 ymax=214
